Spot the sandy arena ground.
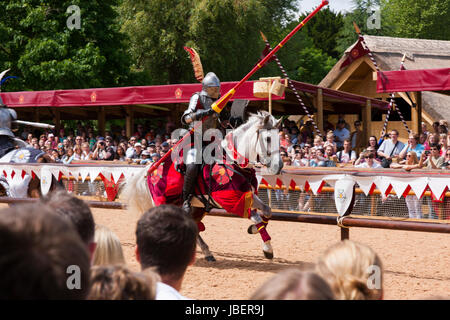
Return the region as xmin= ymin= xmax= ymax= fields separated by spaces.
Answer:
xmin=89 ymin=207 xmax=449 ymax=300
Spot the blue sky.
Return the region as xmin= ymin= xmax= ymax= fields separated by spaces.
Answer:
xmin=297 ymin=0 xmax=355 ymax=14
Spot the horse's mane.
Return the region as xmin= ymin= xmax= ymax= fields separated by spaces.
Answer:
xmin=228 ymin=111 xmax=274 ymax=138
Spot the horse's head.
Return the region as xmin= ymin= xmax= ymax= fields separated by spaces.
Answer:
xmin=226 ymin=111 xmax=283 ymax=175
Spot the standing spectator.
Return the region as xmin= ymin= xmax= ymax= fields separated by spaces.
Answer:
xmin=323 ymin=131 xmax=337 ymax=154
xmin=0 ymin=204 xmax=90 ymax=299
xmin=250 ymin=269 xmax=335 ymax=300
xmin=336 ymin=139 xmax=357 ymax=165
xmin=88 ymin=131 xmax=97 ymax=149
xmin=57 ymin=128 xmax=66 ymax=143
xmin=421 ymin=122 xmax=429 ymax=136
xmin=350 ymin=121 xmax=365 ymax=154
xmin=316 ymin=240 xmax=383 ymax=300
xmin=135 ymin=205 xmax=198 ymax=300
xmin=439 ymin=134 xmax=447 ymax=157
xmin=398 ymin=132 xmax=424 ymax=160
xmin=334 ymin=119 xmax=350 ymax=150
xmin=432 ymin=121 xmax=440 ymax=135
xmin=41 ymin=190 xmax=97 ymax=262
xmin=418 ymin=143 xmax=445 ymax=169
xmin=377 ymin=129 xmax=405 ymax=168
xmin=337 ymin=114 xmax=351 ymax=131
xmin=88 ymin=265 xmax=157 ymax=300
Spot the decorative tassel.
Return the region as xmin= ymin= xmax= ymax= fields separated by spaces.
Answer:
xmin=184 ymin=47 xmax=204 ymax=82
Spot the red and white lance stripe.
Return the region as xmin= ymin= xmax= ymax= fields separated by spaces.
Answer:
xmin=359 ymin=35 xmax=411 ymax=135
xmin=262 ymin=39 xmax=323 ymax=138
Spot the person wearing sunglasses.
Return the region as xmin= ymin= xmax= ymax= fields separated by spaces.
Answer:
xmin=355 ymin=151 xmax=382 ymax=169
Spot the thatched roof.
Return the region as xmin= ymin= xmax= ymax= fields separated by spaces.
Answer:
xmin=319 ymin=35 xmax=450 ymax=121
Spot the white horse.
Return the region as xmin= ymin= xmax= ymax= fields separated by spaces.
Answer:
xmin=122 ymin=111 xmax=283 ymax=261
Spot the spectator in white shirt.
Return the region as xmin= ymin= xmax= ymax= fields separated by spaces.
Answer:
xmin=377 ymin=129 xmax=405 ymax=161
xmin=334 ymin=120 xmax=350 ymax=150
xmin=336 ymin=139 xmax=357 ymax=165
xmin=355 ymin=152 xmax=382 ymax=168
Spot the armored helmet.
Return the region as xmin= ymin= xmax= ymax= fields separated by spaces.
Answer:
xmin=202 ymin=72 xmax=220 ymax=90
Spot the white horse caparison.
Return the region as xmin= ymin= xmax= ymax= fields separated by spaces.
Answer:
xmin=122 ymin=111 xmax=283 ymax=260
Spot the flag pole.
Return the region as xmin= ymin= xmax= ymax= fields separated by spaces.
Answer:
xmin=147 ymin=0 xmax=329 ymax=175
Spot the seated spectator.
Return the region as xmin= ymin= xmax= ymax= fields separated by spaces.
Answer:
xmin=308 ymin=148 xmax=326 ymax=167
xmin=41 ymin=190 xmax=97 ymax=261
xmin=292 ymin=150 xmax=308 ymax=167
xmin=417 ymin=143 xmax=445 ymax=169
xmin=49 ymin=149 xmax=60 ymax=162
xmin=0 ymin=204 xmax=90 ymax=299
xmin=399 ymin=132 xmax=424 ymax=160
xmin=334 ymin=119 xmax=350 ymax=150
xmin=126 ymin=136 xmax=137 ymax=158
xmin=336 ymin=139 xmax=357 ymax=166
xmin=114 ymin=146 xmax=126 ymax=161
xmin=424 ymin=133 xmax=439 ymax=151
xmin=442 ymin=149 xmax=450 ymax=169
xmin=324 ymin=145 xmax=337 ymax=164
xmin=47 ymin=133 xmax=58 ymax=149
xmin=140 ymin=150 xmax=152 ymax=165
xmin=93 ymin=138 xmax=114 ymax=161
xmin=367 ymin=136 xmax=379 ymax=152
xmin=105 ymin=136 xmax=117 ymax=153
xmin=151 ymin=153 xmax=161 ymax=163
xmin=250 ymin=269 xmax=335 ymax=300
xmin=355 ymin=151 xmax=382 ymax=168
xmin=73 ymin=145 xmax=83 ymax=161
xmin=88 ymin=265 xmax=158 ymax=300
xmin=130 ymin=143 xmax=143 ymax=162
xmin=61 ymin=148 xmax=75 ymax=164
xmin=316 ymin=240 xmax=383 ymax=300
xmin=161 ymin=141 xmax=170 ymax=154
xmin=135 ymin=205 xmax=198 ymax=300
xmin=439 ymin=134 xmax=447 ymax=157
xmin=81 ymin=142 xmax=93 ymax=160
xmin=92 ymin=224 xmax=125 ymax=266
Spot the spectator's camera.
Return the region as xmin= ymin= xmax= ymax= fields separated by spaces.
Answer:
xmin=424 ymin=150 xmax=430 ymax=155
xmin=295 ymin=150 xmax=300 ymax=154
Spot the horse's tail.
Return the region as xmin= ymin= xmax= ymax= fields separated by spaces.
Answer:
xmin=120 ymin=164 xmax=154 ymax=214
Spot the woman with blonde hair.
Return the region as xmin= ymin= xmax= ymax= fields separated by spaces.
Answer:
xmin=92 ymin=224 xmax=126 ymax=266
xmin=316 ymin=240 xmax=383 ymax=300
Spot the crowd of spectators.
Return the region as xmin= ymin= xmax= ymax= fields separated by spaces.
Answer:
xmin=18 ymin=116 xmax=450 ymax=171
xmin=278 ymin=117 xmax=450 ymax=171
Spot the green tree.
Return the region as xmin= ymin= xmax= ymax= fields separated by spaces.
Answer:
xmin=298 ymin=8 xmax=344 ymax=59
xmin=296 ymin=46 xmax=337 ymax=84
xmin=119 ymin=0 xmax=299 ymax=84
xmin=381 ymin=0 xmax=450 ymax=40
xmin=0 ymin=0 xmax=131 ymax=91
xmin=335 ymin=0 xmax=386 ymax=55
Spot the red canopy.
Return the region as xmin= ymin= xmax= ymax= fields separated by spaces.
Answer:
xmin=377 ymin=67 xmax=450 ymax=93
xmin=0 ymin=81 xmax=283 ymax=107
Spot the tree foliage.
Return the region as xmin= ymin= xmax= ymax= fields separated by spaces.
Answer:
xmin=0 ymin=0 xmax=131 ymax=91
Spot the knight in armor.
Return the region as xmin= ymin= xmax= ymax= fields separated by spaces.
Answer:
xmin=0 ymin=97 xmax=18 ymax=158
xmin=181 ymin=72 xmax=221 ymax=214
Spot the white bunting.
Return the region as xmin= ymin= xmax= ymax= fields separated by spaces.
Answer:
xmin=353 ymin=176 xmax=375 ymax=196
xmin=428 ymin=177 xmax=448 ymax=200
xmin=408 ymin=177 xmax=429 ymax=199
xmin=390 ymin=178 xmax=416 ymax=199
xmin=307 ymin=177 xmax=324 ymax=195
xmin=374 ymin=176 xmax=392 ymax=196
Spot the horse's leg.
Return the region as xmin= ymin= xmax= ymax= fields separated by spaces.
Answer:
xmin=197 ymin=234 xmax=216 ymax=262
xmin=248 ymin=194 xmax=273 ymax=259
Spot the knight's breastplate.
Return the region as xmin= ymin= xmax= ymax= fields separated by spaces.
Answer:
xmin=195 ymin=95 xmax=218 ymax=133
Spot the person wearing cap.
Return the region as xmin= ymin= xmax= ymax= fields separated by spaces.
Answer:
xmin=127 ymin=142 xmax=143 ymax=162
xmin=151 ymin=153 xmax=160 ymax=163
xmin=47 ymin=133 xmax=58 ymax=150
xmin=140 ymin=150 xmax=151 ymax=165
xmin=180 ymin=72 xmax=221 ymax=215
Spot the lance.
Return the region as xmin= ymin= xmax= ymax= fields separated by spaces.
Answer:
xmin=353 ymin=22 xmax=411 ymax=135
xmin=147 ymin=0 xmax=329 ymax=175
xmin=259 ymin=31 xmax=323 ymax=137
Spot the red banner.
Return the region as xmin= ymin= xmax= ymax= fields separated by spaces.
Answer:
xmin=377 ymin=68 xmax=450 ymax=93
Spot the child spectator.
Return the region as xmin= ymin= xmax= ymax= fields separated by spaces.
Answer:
xmin=417 ymin=143 xmax=445 ymax=169
xmin=88 ymin=265 xmax=158 ymax=300
xmin=92 ymin=224 xmax=125 ymax=266
xmin=250 ymin=269 xmax=335 ymax=300
xmin=316 ymin=240 xmax=383 ymax=300
xmin=323 ymin=131 xmax=337 ymax=154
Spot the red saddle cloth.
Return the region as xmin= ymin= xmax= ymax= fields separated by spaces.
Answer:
xmin=147 ymin=157 xmax=258 ymax=219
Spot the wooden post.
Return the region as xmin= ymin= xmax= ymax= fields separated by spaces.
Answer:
xmin=126 ymin=107 xmax=134 ymax=138
xmin=53 ymin=108 xmax=60 ymax=134
xmin=34 ymin=108 xmax=40 ymax=123
xmin=416 ymin=91 xmax=422 ymax=135
xmin=341 ymin=228 xmax=350 ymax=241
xmin=268 ymin=79 xmax=272 ymax=115
xmin=363 ymin=99 xmax=372 ymax=145
xmin=317 ymin=88 xmax=324 ymax=135
xmin=98 ymin=106 xmax=106 ymax=137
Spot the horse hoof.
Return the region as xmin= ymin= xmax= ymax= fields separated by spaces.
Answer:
xmin=205 ymin=255 xmax=216 ymax=262
xmin=263 ymin=251 xmax=274 ymax=259
xmin=247 ymin=224 xmax=258 ymax=235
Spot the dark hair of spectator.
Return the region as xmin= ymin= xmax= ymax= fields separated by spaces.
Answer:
xmin=41 ymin=190 xmax=95 ymax=245
xmin=136 ymin=205 xmax=198 ymax=278
xmin=430 ymin=143 xmax=441 ymax=151
xmin=0 ymin=204 xmax=90 ymax=299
